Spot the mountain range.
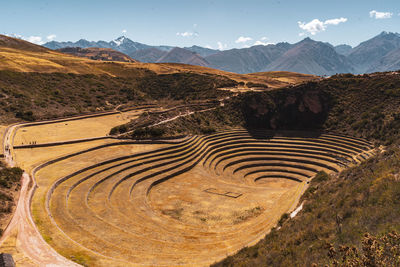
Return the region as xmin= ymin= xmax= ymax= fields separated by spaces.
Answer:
xmin=44 ymin=31 xmax=400 ymax=76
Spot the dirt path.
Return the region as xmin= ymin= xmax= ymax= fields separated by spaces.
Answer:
xmin=151 ymin=107 xmax=216 ymax=127
xmin=0 ymin=171 xmax=80 ymax=266
xmin=3 ymin=124 xmax=16 ymax=167
xmin=1 ymin=120 xmax=94 ymax=266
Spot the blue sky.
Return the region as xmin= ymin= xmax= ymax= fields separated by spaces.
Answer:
xmin=2 ymin=0 xmax=399 ymax=49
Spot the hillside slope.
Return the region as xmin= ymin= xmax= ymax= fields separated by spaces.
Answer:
xmin=0 ymin=162 xmax=23 ymax=236
xmin=160 ymin=72 xmax=400 ymax=143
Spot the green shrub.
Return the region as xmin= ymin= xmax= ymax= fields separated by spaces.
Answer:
xmin=277 ymin=213 xmax=289 ymax=226
xmin=246 ymin=82 xmax=268 ymax=88
xmin=313 ymin=171 xmax=329 ymax=183
xmin=109 ymin=124 xmax=128 ymax=135
xmin=131 ymin=127 xmax=166 ymax=139
xmin=15 ymin=110 xmax=35 ymax=121
xmin=200 ymin=126 xmax=216 ymax=135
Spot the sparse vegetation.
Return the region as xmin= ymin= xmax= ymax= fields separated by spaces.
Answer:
xmin=246 ymin=82 xmax=269 ymax=88
xmin=233 ymin=207 xmax=264 ymax=224
xmin=0 ymin=161 xmax=23 ymax=234
xmin=131 ymin=126 xmax=166 ymax=139
xmin=109 ymin=124 xmax=128 ymax=135
xmin=327 ymin=231 xmax=400 ymax=266
xmin=151 ymin=72 xmax=400 ymax=148
xmin=0 ymin=70 xmax=234 ymax=123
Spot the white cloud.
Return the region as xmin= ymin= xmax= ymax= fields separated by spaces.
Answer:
xmin=122 ymin=29 xmax=127 ymax=34
xmin=235 ymin=36 xmax=252 ymax=43
xmin=4 ymin=33 xmax=22 ymax=39
xmin=205 ymin=44 xmax=213 ymax=49
xmin=298 ymin=19 xmax=324 ymax=35
xmin=369 ymin=10 xmax=393 ymax=19
xmin=25 ymin=36 xmax=44 ymax=45
xmin=46 ymin=34 xmax=56 ymax=41
xmin=217 ymin=41 xmax=227 ymax=50
xmin=299 ymin=32 xmax=305 ymax=37
xmin=298 ymin=17 xmax=347 ymax=35
xmin=176 ymin=31 xmax=198 ymax=37
xmin=261 ymin=36 xmax=268 ymax=41
xmin=324 ymin=17 xmax=348 ymax=25
xmin=4 ymin=33 xmax=54 ymax=45
xmin=253 ymin=40 xmax=274 ymax=46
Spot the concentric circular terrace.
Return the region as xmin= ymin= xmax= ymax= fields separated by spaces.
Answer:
xmin=28 ymin=129 xmax=374 ymax=266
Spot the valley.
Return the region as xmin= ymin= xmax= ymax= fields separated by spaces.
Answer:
xmin=0 ymin=108 xmax=375 ymax=266
xmin=0 ymin=33 xmax=399 ymax=267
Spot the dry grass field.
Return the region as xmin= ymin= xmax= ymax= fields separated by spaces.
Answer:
xmin=13 ymin=110 xmax=140 ymax=146
xmin=4 ymin=114 xmax=375 ymax=266
xmin=14 ymin=139 xmax=118 ymax=172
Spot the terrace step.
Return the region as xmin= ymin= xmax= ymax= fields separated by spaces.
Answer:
xmin=40 ymin=130 xmax=375 ymax=265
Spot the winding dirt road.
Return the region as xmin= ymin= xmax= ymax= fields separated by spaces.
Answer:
xmin=0 ymin=172 xmax=79 ymax=266
xmin=1 ymin=123 xmax=83 ymax=266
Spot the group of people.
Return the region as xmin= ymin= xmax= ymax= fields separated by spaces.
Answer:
xmin=21 ymin=141 xmax=37 ymax=145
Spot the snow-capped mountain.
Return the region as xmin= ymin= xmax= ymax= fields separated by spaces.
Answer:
xmin=44 ymin=36 xmax=173 ymax=56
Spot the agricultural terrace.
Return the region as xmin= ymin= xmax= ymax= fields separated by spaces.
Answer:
xmin=3 ymin=110 xmax=375 ymax=266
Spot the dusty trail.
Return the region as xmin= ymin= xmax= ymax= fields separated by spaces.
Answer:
xmin=151 ymin=107 xmax=216 ymax=127
xmin=0 ymin=173 xmax=80 ymax=266
xmin=1 ymin=123 xmax=80 ymax=266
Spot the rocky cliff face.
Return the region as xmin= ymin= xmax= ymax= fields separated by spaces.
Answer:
xmin=239 ymin=84 xmax=330 ymax=130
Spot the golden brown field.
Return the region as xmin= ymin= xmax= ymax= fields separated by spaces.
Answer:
xmin=13 ymin=110 xmax=140 ymax=146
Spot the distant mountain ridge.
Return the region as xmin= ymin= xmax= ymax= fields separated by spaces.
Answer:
xmin=348 ymin=32 xmax=400 ymax=73
xmin=44 ymin=32 xmax=400 ymax=76
xmin=263 ymin=38 xmax=354 ymax=75
xmin=334 ymin=44 xmax=353 ymax=56
xmin=155 ymin=47 xmax=210 ymax=67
